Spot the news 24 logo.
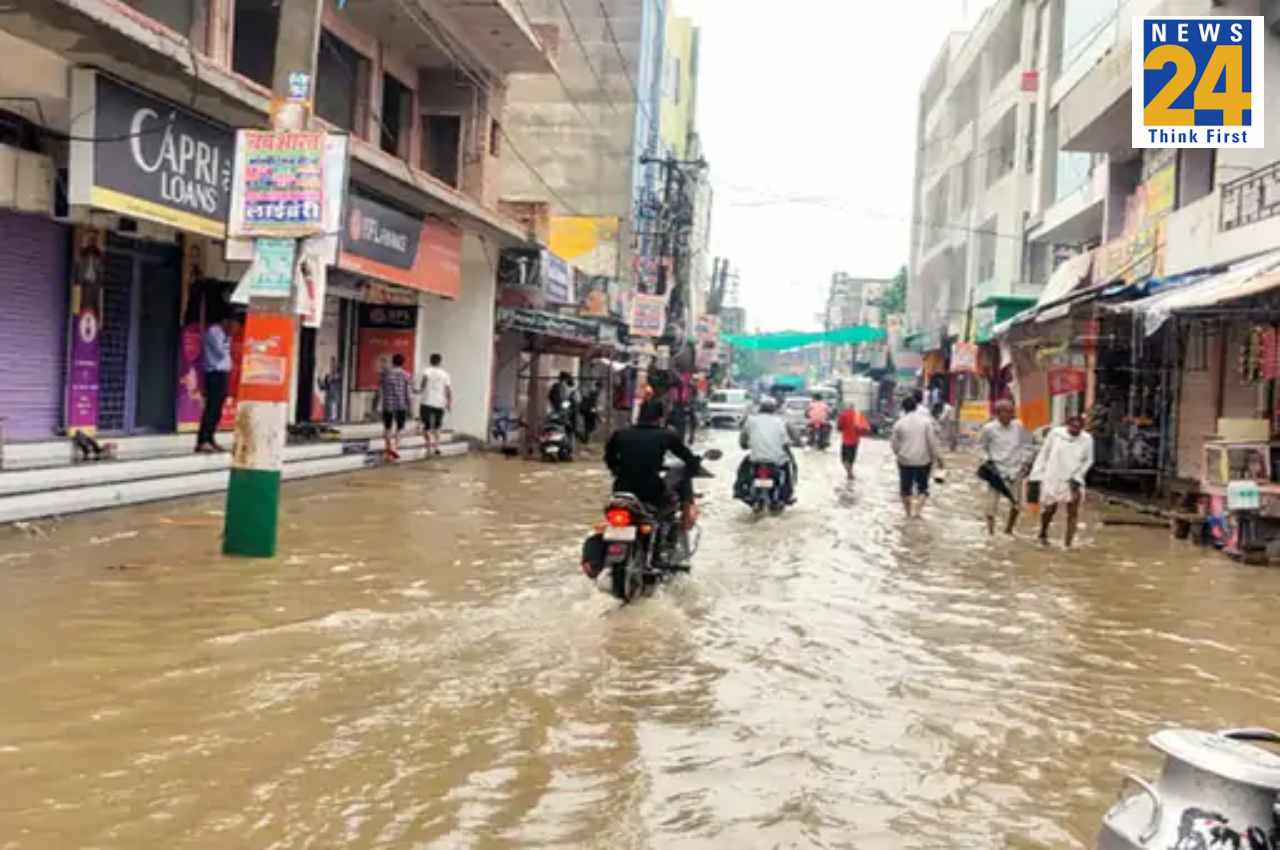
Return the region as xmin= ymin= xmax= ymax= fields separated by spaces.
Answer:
xmin=1132 ymin=16 xmax=1264 ymax=149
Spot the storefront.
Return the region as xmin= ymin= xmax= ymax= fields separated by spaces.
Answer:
xmin=0 ymin=211 xmax=69 ymax=441
xmin=64 ymin=70 xmax=245 ymax=438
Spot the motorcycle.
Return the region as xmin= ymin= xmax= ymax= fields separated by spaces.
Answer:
xmin=540 ymin=401 xmax=576 ymax=462
xmin=744 ymin=461 xmax=790 ymax=515
xmin=580 ymin=449 xmax=721 ymax=603
xmin=805 ymin=421 xmax=832 ymax=450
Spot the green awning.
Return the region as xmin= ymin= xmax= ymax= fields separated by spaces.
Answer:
xmin=720 ymin=325 xmax=886 ymax=351
xmin=975 ymin=296 xmax=1037 ymax=343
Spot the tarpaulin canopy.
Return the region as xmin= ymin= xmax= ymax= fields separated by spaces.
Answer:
xmin=1107 ymin=250 xmax=1280 ymax=336
xmin=720 ymin=325 xmax=886 ymax=351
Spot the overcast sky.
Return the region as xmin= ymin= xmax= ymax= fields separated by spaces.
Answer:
xmin=674 ymin=0 xmax=995 ymax=332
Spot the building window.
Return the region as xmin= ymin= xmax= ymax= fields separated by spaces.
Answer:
xmin=490 ymin=120 xmax=502 ymax=157
xmin=380 ymin=73 xmax=412 ymax=158
xmin=316 ymin=31 xmax=370 ymax=137
xmin=121 ymin=0 xmax=193 ymax=36
xmin=422 ymin=114 xmax=462 ymax=187
xmin=232 ymin=0 xmax=280 ymax=89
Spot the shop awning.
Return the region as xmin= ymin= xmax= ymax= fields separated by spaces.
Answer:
xmin=497 ymin=307 xmax=609 ymax=350
xmin=1109 ymin=250 xmax=1280 ymax=336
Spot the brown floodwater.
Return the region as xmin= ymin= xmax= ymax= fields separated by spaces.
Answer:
xmin=2 ymin=434 xmax=1280 ymax=850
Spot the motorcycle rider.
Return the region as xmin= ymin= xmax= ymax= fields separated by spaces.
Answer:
xmin=806 ymin=396 xmax=832 ymax=447
xmin=604 ymin=399 xmax=702 ymax=528
xmin=736 ymin=397 xmax=798 ymax=504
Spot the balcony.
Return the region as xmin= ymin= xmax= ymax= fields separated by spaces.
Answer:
xmin=1027 ymin=158 xmax=1106 ymax=248
xmin=1164 ymin=159 xmax=1280 ymax=276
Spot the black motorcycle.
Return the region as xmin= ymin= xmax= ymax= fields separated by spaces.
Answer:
xmin=581 ymin=449 xmax=721 ymax=603
xmin=540 ymin=402 xmax=576 ymax=462
xmin=740 ymin=460 xmax=790 ymax=515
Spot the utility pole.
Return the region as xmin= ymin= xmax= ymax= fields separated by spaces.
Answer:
xmin=222 ymin=0 xmax=325 ymax=558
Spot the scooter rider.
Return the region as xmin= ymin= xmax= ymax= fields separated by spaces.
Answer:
xmin=737 ymin=398 xmax=798 ymax=503
xmin=605 ymin=399 xmax=702 ymax=527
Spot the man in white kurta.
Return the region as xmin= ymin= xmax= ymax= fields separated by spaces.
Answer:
xmin=1030 ymin=415 xmax=1094 ymax=548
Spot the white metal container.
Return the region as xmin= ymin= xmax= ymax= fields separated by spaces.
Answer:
xmin=1098 ymin=728 xmax=1280 ymax=849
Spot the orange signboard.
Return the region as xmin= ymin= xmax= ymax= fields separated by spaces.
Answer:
xmin=238 ymin=312 xmax=295 ymax=403
xmin=337 ymin=193 xmax=462 ymax=298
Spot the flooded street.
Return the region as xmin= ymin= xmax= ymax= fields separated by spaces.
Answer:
xmin=4 ymin=434 xmax=1280 ymax=849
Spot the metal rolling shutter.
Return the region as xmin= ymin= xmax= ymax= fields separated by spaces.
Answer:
xmin=0 ymin=212 xmax=68 ymax=441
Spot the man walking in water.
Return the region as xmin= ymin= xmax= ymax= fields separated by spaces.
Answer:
xmin=1030 ymin=414 xmax=1095 ymax=547
xmin=835 ymin=402 xmax=870 ymax=481
xmin=978 ymin=399 xmax=1033 ymax=535
xmin=418 ymin=353 xmax=452 ymax=456
xmin=891 ymin=396 xmax=943 ymax=519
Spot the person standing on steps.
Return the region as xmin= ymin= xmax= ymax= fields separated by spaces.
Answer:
xmin=1030 ymin=414 xmax=1095 ymax=547
xmin=978 ymin=399 xmax=1033 ymax=536
xmin=379 ymin=353 xmax=413 ymax=461
xmin=195 ymin=314 xmax=238 ymax=454
xmin=418 ymin=353 xmax=452 ymax=456
xmin=891 ymin=395 xmax=943 ymax=519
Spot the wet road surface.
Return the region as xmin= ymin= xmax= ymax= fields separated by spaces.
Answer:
xmin=4 ymin=434 xmax=1280 ymax=849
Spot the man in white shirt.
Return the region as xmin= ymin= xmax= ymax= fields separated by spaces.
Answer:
xmin=417 ymin=353 xmax=453 ymax=456
xmin=737 ymin=398 xmax=798 ymax=503
xmin=978 ymin=400 xmax=1033 ymax=536
xmin=891 ymin=395 xmax=944 ymax=519
xmin=1030 ymin=414 xmax=1095 ymax=548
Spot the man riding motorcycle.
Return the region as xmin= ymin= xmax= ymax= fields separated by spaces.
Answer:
xmin=736 ymin=398 xmax=798 ymax=504
xmin=806 ymin=396 xmax=832 ymax=448
xmin=604 ymin=399 xmax=702 ymax=527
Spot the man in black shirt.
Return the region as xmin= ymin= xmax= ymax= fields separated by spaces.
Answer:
xmin=605 ymin=399 xmax=700 ymax=513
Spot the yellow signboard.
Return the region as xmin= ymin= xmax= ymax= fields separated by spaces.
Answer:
xmin=549 ymin=216 xmax=620 ymax=277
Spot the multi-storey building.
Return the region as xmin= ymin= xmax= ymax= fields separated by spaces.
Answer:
xmin=824 ymin=273 xmax=892 ymax=375
xmin=908 ymin=0 xmax=1041 ymax=351
xmin=0 ymin=0 xmax=554 ymax=444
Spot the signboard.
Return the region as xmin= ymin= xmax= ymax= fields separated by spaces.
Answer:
xmin=338 ymin=192 xmax=462 ymax=298
xmin=238 ymin=312 xmax=296 ymax=404
xmin=629 ymin=293 xmax=667 ymax=338
xmin=951 ymin=341 xmax=979 ymax=373
xmin=549 ymin=215 xmax=620 ymax=276
xmin=66 ymin=227 xmax=105 ymax=435
xmin=248 ymin=238 xmax=296 ymax=298
xmin=576 ymin=271 xmax=612 ymax=318
xmin=69 ymin=70 xmax=234 ymax=237
xmin=355 ymin=303 xmax=416 ymax=390
xmin=1048 ymin=366 xmax=1088 ymax=397
xmin=228 ymin=129 xmax=326 ymax=237
xmin=496 ymin=307 xmax=600 ymax=346
xmin=1133 ymin=16 xmax=1263 ymax=149
xmin=542 ymin=250 xmax=574 ymax=304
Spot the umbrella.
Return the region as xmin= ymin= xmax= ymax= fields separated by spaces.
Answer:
xmin=976 ymin=461 xmax=1018 ymax=504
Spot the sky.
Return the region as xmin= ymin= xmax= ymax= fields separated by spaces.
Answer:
xmin=673 ymin=0 xmax=996 ymax=332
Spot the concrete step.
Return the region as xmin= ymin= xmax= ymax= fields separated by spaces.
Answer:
xmin=0 ymin=439 xmax=468 ymax=525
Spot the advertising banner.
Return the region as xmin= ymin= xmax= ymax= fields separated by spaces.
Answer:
xmin=542 ymin=251 xmax=574 ymax=304
xmin=355 ymin=303 xmax=416 ymax=390
xmin=629 ymin=293 xmax=667 ymax=338
xmin=69 ymin=71 xmax=235 ymax=237
xmin=248 ymin=238 xmax=297 ymax=298
xmin=176 ymin=237 xmax=205 ymax=432
xmin=228 ymin=129 xmax=326 ymax=237
xmin=239 ymin=312 xmax=296 ymax=404
xmin=1048 ymin=366 xmax=1087 ymax=397
xmin=496 ymin=307 xmax=600 ymax=346
xmin=951 ymin=341 xmax=979 ymax=373
xmin=549 ymin=215 xmax=620 ymax=276
xmin=66 ymin=227 xmax=105 ymax=435
xmin=338 ymin=192 xmax=462 ymax=298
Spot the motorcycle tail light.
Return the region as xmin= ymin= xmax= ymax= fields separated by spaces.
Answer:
xmin=755 ymin=466 xmax=773 ymax=479
xmin=605 ymin=508 xmax=632 ymax=528
xmin=639 ymin=524 xmax=653 ymax=534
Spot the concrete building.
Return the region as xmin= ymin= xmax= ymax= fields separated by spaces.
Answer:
xmin=823 ymin=273 xmax=892 ymax=375
xmin=0 ymin=0 xmax=555 ymax=447
xmin=908 ymin=0 xmax=1041 ymax=346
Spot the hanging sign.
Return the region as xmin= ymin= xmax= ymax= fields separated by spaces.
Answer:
xmin=951 ymin=341 xmax=979 ymax=373
xmin=629 ymin=293 xmax=667 ymax=338
xmin=541 ymin=250 xmax=574 ymax=304
xmin=228 ymin=129 xmax=326 ymax=237
xmin=1048 ymin=367 xmax=1087 ymax=397
xmin=294 ymin=240 xmax=329 ymax=328
xmin=249 ymin=238 xmax=297 ymax=298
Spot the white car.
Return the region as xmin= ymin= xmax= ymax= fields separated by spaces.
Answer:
xmin=782 ymin=395 xmax=812 ymax=444
xmin=706 ymin=388 xmax=752 ymax=428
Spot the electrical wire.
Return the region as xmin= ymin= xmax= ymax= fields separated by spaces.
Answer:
xmin=553 ymin=0 xmax=620 ymax=113
xmin=596 ymin=0 xmax=652 ymax=125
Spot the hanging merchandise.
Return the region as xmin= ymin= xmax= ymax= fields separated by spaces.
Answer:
xmin=1263 ymin=327 xmax=1279 ymax=382
xmin=1240 ymin=326 xmax=1265 ymax=383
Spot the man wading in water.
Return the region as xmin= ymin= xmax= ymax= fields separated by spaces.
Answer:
xmin=977 ymin=399 xmax=1033 ymax=536
xmin=1030 ymin=414 xmax=1095 ymax=547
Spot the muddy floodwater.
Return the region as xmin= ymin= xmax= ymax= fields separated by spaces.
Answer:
xmin=3 ymin=434 xmax=1280 ymax=849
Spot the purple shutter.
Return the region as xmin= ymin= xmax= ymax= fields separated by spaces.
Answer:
xmin=0 ymin=212 xmax=68 ymax=441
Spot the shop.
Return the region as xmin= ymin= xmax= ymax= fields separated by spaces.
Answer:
xmin=67 ymin=70 xmax=243 ymax=438
xmin=308 ymin=187 xmax=463 ymax=425
xmin=0 ymin=211 xmax=69 ymax=441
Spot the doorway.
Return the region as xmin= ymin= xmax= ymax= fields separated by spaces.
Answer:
xmin=295 ymin=326 xmax=317 ymax=423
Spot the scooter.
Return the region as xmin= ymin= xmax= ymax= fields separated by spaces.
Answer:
xmin=580 ymin=449 xmax=721 ymax=603
xmin=540 ymin=401 xmax=575 ymax=462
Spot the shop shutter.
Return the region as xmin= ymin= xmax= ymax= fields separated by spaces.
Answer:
xmin=1177 ymin=324 xmax=1224 ymax=480
xmin=0 ymin=212 xmax=68 ymax=441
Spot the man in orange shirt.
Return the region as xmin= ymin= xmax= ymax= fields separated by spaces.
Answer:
xmin=836 ymin=403 xmax=871 ymax=481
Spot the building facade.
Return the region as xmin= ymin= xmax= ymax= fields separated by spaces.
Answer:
xmin=0 ymin=0 xmax=554 ymax=444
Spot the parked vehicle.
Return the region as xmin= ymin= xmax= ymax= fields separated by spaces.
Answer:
xmin=706 ymin=388 xmax=752 ymax=428
xmin=782 ymin=395 xmax=811 ymax=446
xmin=540 ymin=402 xmax=575 ymax=462
xmin=579 ymin=450 xmax=721 ymax=603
